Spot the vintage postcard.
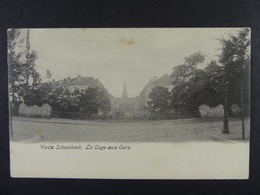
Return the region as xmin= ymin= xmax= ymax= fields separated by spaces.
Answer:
xmin=9 ymin=28 xmax=250 ymax=179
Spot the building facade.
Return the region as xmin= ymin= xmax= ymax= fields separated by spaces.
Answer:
xmin=50 ymin=75 xmax=105 ymax=92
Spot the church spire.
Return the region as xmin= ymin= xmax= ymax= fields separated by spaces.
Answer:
xmin=122 ymin=82 xmax=128 ymax=98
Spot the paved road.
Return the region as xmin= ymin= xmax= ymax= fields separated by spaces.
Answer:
xmin=10 ymin=117 xmax=250 ymax=143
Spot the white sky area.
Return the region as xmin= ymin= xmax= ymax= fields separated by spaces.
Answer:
xmin=17 ymin=28 xmax=241 ymax=97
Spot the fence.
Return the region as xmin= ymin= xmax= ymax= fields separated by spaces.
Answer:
xmin=52 ymin=110 xmax=200 ymax=121
xmin=52 ymin=111 xmax=107 ymax=120
xmin=148 ymin=110 xmax=200 ymax=120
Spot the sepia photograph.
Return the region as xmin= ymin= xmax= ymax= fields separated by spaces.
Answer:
xmin=8 ymin=28 xmax=250 ymax=179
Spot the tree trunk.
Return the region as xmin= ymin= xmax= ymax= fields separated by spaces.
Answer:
xmin=12 ymin=79 xmax=15 ymax=106
xmin=241 ymin=78 xmax=245 ymax=140
xmin=10 ymin=80 xmax=15 ymax=137
xmin=222 ymin=88 xmax=230 ymax=134
xmin=25 ymin=73 xmax=29 ymax=95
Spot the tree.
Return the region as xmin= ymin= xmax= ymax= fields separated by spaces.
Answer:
xmin=24 ymin=50 xmax=39 ymax=94
xmin=8 ymin=29 xmax=22 ymax=136
xmin=21 ymin=49 xmax=41 ymax=105
xmin=78 ymin=86 xmax=111 ymax=118
xmin=8 ymin=29 xmax=40 ymax=108
xmin=147 ymin=86 xmax=171 ymax=118
xmin=171 ymin=51 xmax=205 ymax=85
xmin=8 ymin=29 xmax=22 ymax=105
xmin=170 ymin=52 xmax=206 ymax=112
xmin=203 ymin=60 xmax=225 ymax=107
xmin=218 ymin=28 xmax=250 ymax=136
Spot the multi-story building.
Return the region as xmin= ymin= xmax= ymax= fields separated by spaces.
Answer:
xmin=50 ymin=74 xmax=104 ymax=92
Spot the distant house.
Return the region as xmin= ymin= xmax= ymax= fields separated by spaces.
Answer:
xmin=138 ymin=74 xmax=175 ymax=113
xmin=50 ymin=75 xmax=105 ymax=92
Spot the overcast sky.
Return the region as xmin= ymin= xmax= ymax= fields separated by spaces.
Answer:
xmin=17 ymin=28 xmax=241 ymax=97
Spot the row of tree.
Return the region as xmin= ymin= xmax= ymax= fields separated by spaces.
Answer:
xmin=147 ymin=29 xmax=250 ymax=135
xmin=8 ymin=29 xmax=111 ymax=118
xmin=25 ymin=83 xmax=111 ymax=117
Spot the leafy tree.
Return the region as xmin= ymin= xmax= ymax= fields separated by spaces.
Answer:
xmin=22 ymin=80 xmax=112 ymax=119
xmin=8 ymin=29 xmax=22 ymax=104
xmin=19 ymin=49 xmax=41 ymax=105
xmin=147 ymin=86 xmax=171 ymax=116
xmin=8 ymin=29 xmax=40 ymax=111
xmin=203 ymin=60 xmax=225 ymax=106
xmin=78 ymin=86 xmax=111 ymax=117
xmin=171 ymin=68 xmax=213 ymax=113
xmin=171 ymin=51 xmax=205 ymax=85
xmin=218 ymin=29 xmax=250 ymax=109
xmin=46 ymin=87 xmax=72 ymax=111
xmin=170 ymin=52 xmax=206 ymax=112
xmin=23 ymin=49 xmax=39 ymax=94
xmin=185 ymin=69 xmax=209 ymax=110
xmin=8 ymin=29 xmax=23 ymax=138
xmin=217 ymin=28 xmax=250 ymax=135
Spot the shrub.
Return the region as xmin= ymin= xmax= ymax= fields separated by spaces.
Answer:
xmin=199 ymin=104 xmax=224 ymax=119
xmin=19 ymin=103 xmax=52 ymax=118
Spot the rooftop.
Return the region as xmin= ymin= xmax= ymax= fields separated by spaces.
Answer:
xmin=151 ymin=74 xmax=174 ymax=86
xmin=50 ymin=75 xmax=104 ymax=89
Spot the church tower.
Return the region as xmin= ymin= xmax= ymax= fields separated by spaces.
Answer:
xmin=122 ymin=82 xmax=128 ymax=98
xmin=120 ymin=83 xmax=128 ymax=114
